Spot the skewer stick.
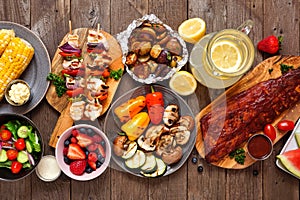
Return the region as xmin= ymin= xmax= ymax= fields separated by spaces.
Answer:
xmin=69 ymin=20 xmax=72 ymax=34
xmin=97 ymin=23 xmax=100 ymax=34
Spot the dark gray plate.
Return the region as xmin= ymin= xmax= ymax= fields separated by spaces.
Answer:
xmin=104 ymin=84 xmax=196 ymax=177
xmin=0 ymin=21 xmax=51 ymax=114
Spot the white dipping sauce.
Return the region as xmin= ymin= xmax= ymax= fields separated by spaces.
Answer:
xmin=8 ymin=82 xmax=30 ymax=104
xmin=36 ymin=155 xmax=61 ymax=181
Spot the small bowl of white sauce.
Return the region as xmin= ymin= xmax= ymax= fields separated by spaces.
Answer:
xmin=36 ymin=155 xmax=61 ymax=182
xmin=5 ymin=79 xmax=31 ymax=106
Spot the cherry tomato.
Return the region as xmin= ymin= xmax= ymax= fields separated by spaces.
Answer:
xmin=102 ymin=68 xmax=110 ymax=78
xmin=14 ymin=138 xmax=26 ymax=151
xmin=277 ymin=120 xmax=295 ymax=131
xmin=11 ymin=161 xmax=23 ymax=174
xmin=61 ymin=69 xmax=85 ymax=77
xmin=6 ymin=149 xmax=18 ymax=161
xmin=263 ymin=124 xmax=276 ymax=142
xmin=0 ymin=129 xmax=12 ymax=141
xmin=66 ymin=87 xmax=84 ymax=97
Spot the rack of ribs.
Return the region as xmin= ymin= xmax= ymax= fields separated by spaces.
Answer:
xmin=200 ymin=68 xmax=300 ymax=163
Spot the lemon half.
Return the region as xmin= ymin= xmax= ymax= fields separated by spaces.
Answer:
xmin=169 ymin=71 xmax=197 ymax=96
xmin=178 ymin=18 xmax=206 ymax=44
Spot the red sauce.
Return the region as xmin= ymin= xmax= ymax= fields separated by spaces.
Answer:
xmin=247 ymin=134 xmax=272 ymax=160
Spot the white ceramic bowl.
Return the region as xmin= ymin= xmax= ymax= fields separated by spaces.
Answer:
xmin=55 ymin=124 xmax=111 ymax=181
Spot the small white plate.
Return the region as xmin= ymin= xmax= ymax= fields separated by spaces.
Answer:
xmin=276 ymin=119 xmax=300 ymax=179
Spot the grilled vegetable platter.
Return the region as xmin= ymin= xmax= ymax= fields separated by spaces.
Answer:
xmin=0 ymin=21 xmax=51 ymax=114
xmin=196 ymin=55 xmax=300 ymax=169
xmin=104 ymin=84 xmax=196 ymax=177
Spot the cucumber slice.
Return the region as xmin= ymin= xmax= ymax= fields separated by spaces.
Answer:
xmin=141 ymin=158 xmax=167 ymax=177
xmin=122 ymin=141 xmax=138 ymax=159
xmin=17 ymin=126 xmax=30 ymax=138
xmin=17 ymin=151 xmax=29 ymax=163
xmin=0 ymin=149 xmax=8 ymax=162
xmin=26 ymin=140 xmax=33 ymax=153
xmin=141 ymin=153 xmax=157 ymax=173
xmin=125 ymin=150 xmax=146 ymax=169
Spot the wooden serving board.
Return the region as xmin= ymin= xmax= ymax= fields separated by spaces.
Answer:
xmin=46 ymin=28 xmax=124 ymax=148
xmin=195 ymin=55 xmax=300 ymax=169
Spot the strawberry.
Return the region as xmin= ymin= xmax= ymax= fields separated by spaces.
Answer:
xmin=88 ymin=152 xmax=98 ymax=162
xmin=257 ymin=35 xmax=283 ymax=54
xmin=70 ymin=137 xmax=78 ymax=144
xmin=63 ymin=147 xmax=69 ymax=156
xmin=97 ymin=144 xmax=106 ymax=158
xmin=92 ymin=134 xmax=103 ymax=143
xmin=67 ymin=143 xmax=86 ymax=160
xmin=70 ymin=160 xmax=86 ymax=175
xmin=71 ymin=129 xmax=79 ymax=137
xmin=76 ymin=133 xmax=93 ymax=147
xmin=87 ymin=144 xmax=98 ymax=152
xmin=11 ymin=161 xmax=23 ymax=174
xmin=6 ymin=149 xmax=18 ymax=160
xmin=88 ymin=160 xmax=97 ymax=170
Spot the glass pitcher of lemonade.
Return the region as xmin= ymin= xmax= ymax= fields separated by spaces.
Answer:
xmin=190 ymin=20 xmax=255 ymax=82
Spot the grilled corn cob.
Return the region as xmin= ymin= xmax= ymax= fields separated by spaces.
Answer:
xmin=0 ymin=29 xmax=15 ymax=56
xmin=0 ymin=37 xmax=34 ymax=100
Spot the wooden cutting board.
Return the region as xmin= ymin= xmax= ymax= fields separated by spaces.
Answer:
xmin=46 ymin=28 xmax=124 ymax=148
xmin=195 ymin=55 xmax=300 ymax=169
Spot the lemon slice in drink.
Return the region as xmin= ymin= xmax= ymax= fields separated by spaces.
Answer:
xmin=178 ymin=18 xmax=206 ymax=44
xmin=169 ymin=71 xmax=197 ymax=96
xmin=210 ymin=40 xmax=242 ymax=73
xmin=295 ymin=132 xmax=300 ymax=147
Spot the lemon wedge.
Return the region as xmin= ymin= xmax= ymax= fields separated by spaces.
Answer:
xmin=295 ymin=132 xmax=300 ymax=147
xmin=169 ymin=71 xmax=197 ymax=96
xmin=210 ymin=40 xmax=242 ymax=73
xmin=178 ymin=18 xmax=206 ymax=44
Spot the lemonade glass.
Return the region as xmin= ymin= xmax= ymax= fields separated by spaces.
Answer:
xmin=190 ymin=20 xmax=255 ymax=83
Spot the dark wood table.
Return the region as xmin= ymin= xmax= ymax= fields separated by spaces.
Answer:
xmin=0 ymin=0 xmax=299 ymax=199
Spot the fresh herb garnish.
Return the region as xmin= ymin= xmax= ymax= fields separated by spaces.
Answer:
xmin=229 ymin=148 xmax=246 ymax=165
xmin=268 ymin=68 xmax=273 ymax=74
xmin=280 ymin=64 xmax=293 ymax=74
xmin=109 ymin=69 xmax=123 ymax=80
xmin=47 ymin=73 xmax=67 ymax=97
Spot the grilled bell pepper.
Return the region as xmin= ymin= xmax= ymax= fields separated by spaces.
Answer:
xmin=121 ymin=112 xmax=150 ymax=141
xmin=114 ymin=96 xmax=146 ymax=123
xmin=146 ymin=86 xmax=164 ymax=124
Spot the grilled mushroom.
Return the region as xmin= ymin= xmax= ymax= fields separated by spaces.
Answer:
xmin=113 ymin=135 xmax=128 ymax=156
xmin=161 ymin=146 xmax=183 ymax=165
xmin=170 ymin=126 xmax=190 ymax=145
xmin=163 ymin=104 xmax=180 ymax=127
xmin=175 ymin=115 xmax=195 ymax=131
xmin=156 ymin=134 xmax=176 ymax=156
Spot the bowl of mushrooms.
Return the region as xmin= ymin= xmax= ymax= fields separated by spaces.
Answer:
xmin=117 ymin=14 xmax=188 ymax=84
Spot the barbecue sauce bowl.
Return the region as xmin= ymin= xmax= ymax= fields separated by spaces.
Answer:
xmin=247 ymin=134 xmax=273 ymax=161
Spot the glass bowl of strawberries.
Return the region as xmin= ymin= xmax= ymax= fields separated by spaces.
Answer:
xmin=55 ymin=124 xmax=111 ymax=181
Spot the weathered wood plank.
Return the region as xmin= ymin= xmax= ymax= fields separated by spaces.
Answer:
xmin=262 ymin=1 xmax=300 ymax=200
xmin=0 ymin=1 xmax=32 ymax=200
xmin=29 ymin=1 xmax=71 ymax=200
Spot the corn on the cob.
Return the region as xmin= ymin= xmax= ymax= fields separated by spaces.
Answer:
xmin=0 ymin=29 xmax=15 ymax=56
xmin=0 ymin=37 xmax=34 ymax=100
